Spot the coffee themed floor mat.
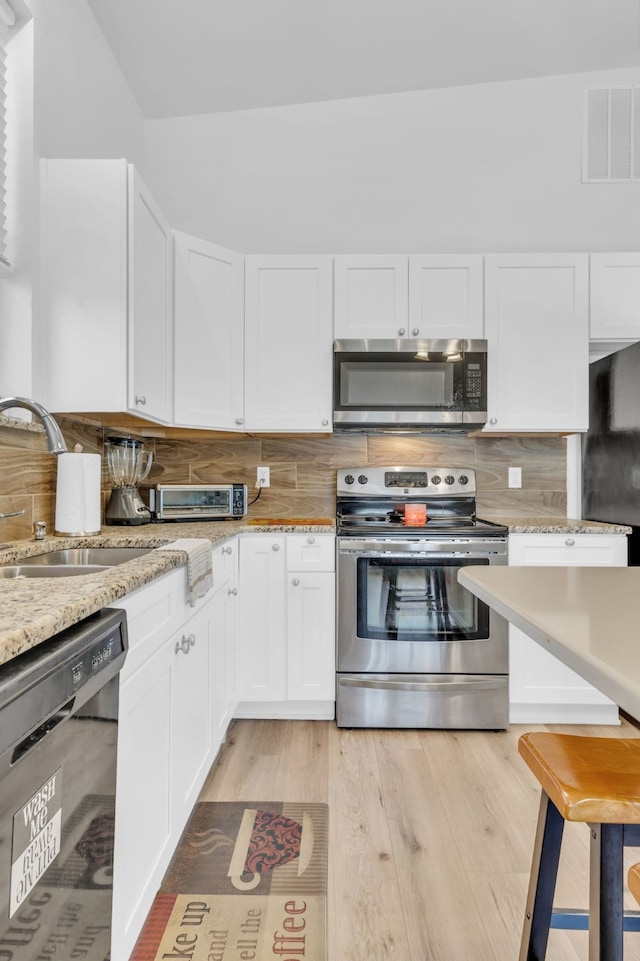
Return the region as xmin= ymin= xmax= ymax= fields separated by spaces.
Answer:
xmin=130 ymin=801 xmax=329 ymax=961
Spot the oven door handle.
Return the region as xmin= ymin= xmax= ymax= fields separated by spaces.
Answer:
xmin=338 ymin=676 xmax=506 ymax=694
xmin=339 ymin=549 xmax=503 ymax=560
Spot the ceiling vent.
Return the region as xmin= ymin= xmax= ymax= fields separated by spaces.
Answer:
xmin=583 ymin=86 xmax=640 ymax=182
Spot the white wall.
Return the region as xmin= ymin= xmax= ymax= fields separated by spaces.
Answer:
xmin=31 ymin=0 xmax=145 ymax=167
xmin=145 ymin=67 xmax=640 ymax=254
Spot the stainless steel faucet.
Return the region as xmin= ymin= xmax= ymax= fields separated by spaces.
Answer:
xmin=0 ymin=397 xmax=68 ymax=454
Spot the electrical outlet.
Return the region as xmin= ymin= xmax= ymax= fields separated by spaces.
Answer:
xmin=508 ymin=467 xmax=522 ymax=489
xmin=257 ymin=466 xmax=270 ymax=488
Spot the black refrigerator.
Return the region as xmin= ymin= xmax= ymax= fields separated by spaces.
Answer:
xmin=582 ymin=339 xmax=640 ymax=565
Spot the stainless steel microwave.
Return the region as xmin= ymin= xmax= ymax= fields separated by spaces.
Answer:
xmin=142 ymin=484 xmax=248 ymax=521
xmin=333 ymin=339 xmax=487 ymax=431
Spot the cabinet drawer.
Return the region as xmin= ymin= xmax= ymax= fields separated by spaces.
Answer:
xmin=287 ymin=533 xmax=335 ymax=571
xmin=508 ymin=533 xmax=627 ymax=567
xmin=113 ymin=568 xmax=183 ymax=678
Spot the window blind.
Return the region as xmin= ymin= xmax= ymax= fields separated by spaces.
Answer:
xmin=0 ymin=0 xmax=15 ymax=269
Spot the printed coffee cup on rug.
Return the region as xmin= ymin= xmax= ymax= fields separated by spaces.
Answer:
xmin=228 ymin=808 xmax=313 ymax=890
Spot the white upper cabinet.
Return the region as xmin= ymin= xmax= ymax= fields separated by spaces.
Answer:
xmin=38 ymin=159 xmax=173 ymax=424
xmin=244 ymin=256 xmax=333 ymax=431
xmin=173 ymin=232 xmax=244 ymax=429
xmin=483 ymin=254 xmax=589 ymax=432
xmin=590 ymin=252 xmax=640 ymax=342
xmin=333 ymin=254 xmax=484 ymax=340
xmin=408 ymin=255 xmax=484 ymax=340
xmin=333 ymin=256 xmax=409 ymax=338
xmin=128 ymin=168 xmax=173 ymax=423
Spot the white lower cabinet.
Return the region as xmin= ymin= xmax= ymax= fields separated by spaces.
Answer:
xmin=111 ymin=553 xmax=236 ymax=961
xmin=236 ymin=533 xmax=335 ymax=718
xmin=508 ymin=533 xmax=627 ymax=724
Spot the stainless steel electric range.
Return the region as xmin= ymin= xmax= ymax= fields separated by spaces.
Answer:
xmin=336 ymin=466 xmax=509 ymax=729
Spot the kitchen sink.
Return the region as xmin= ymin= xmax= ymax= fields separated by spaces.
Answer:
xmin=0 ymin=547 xmax=152 ymax=578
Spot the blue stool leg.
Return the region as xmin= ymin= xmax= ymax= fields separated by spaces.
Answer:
xmin=520 ymin=792 xmax=564 ymax=961
xmin=588 ymin=822 xmax=624 ymax=961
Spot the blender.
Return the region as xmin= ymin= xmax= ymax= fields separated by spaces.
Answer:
xmin=105 ymin=436 xmax=153 ymax=525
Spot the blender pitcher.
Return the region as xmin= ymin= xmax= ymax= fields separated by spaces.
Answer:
xmin=105 ymin=436 xmax=153 ymax=525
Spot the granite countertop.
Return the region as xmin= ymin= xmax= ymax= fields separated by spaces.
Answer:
xmin=0 ymin=519 xmax=335 ymax=667
xmin=482 ymin=516 xmax=632 ymax=535
xmin=458 ymin=565 xmax=640 ymax=720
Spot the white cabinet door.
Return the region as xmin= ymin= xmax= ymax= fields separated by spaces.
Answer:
xmin=408 ymin=255 xmax=484 ymax=340
xmin=173 ymin=232 xmax=245 ymax=429
xmin=590 ymin=252 xmax=640 ymax=341
xmin=508 ymin=533 xmax=626 ymax=724
xmin=484 ymin=254 xmax=589 ymax=432
xmin=333 ymin=255 xmax=409 ymax=339
xmin=244 ymin=256 xmax=333 ymax=431
xmin=236 ymin=535 xmax=287 ymax=700
xmin=171 ymin=599 xmax=214 ymax=828
xmin=287 ymin=571 xmax=335 ymax=700
xmin=211 ymin=539 xmax=239 ymax=750
xmin=113 ymin=635 xmax=173 ymax=961
xmin=127 ymin=167 xmax=173 ymax=423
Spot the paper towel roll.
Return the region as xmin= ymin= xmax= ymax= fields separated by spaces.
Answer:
xmin=55 ymin=452 xmax=102 ymax=536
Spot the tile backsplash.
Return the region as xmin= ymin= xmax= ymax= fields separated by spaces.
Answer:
xmin=0 ymin=416 xmax=567 ymax=538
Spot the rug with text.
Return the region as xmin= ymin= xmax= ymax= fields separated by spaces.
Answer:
xmin=130 ymin=801 xmax=328 ymax=961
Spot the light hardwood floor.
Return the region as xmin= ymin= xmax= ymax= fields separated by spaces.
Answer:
xmin=199 ymin=717 xmax=640 ymax=961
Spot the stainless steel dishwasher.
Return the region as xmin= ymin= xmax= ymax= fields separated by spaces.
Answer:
xmin=0 ymin=608 xmax=128 ymax=960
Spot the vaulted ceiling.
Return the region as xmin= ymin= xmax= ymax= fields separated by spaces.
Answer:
xmin=85 ymin=0 xmax=640 ymax=119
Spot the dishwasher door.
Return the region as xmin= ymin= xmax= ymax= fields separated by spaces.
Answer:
xmin=0 ymin=607 xmax=128 ymax=960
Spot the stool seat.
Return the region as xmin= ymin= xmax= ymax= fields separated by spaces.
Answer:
xmin=519 ymin=732 xmax=640 ymax=823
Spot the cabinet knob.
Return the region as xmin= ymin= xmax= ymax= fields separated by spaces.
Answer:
xmin=307 ymin=536 xmax=315 ymax=544
xmin=222 ymin=545 xmax=232 ymax=555
xmin=321 ymin=419 xmax=329 ymax=427
xmin=292 ymin=578 xmax=300 ymax=587
xmin=565 ymin=537 xmax=575 ymax=547
xmin=489 ymin=417 xmax=497 ymax=425
xmin=228 ymin=586 xmax=238 ymax=596
xmin=135 ymin=395 xmax=147 ymax=406
xmin=234 ymin=417 xmax=244 ymax=425
xmin=398 ymin=328 xmax=406 ymax=336
xmin=272 ymin=543 xmax=280 ymax=551
xmin=412 ymin=328 xmax=420 ymax=336
xmin=175 ymin=634 xmax=196 ymax=655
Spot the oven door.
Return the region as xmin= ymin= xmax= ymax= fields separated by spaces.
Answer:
xmin=337 ymin=537 xmax=508 ymax=674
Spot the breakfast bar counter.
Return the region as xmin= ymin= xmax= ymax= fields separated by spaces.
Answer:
xmin=458 ymin=565 xmax=640 ymax=721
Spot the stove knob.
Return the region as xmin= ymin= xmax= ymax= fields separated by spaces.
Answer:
xmin=344 ymin=474 xmax=355 ymax=485
xmin=458 ymin=474 xmax=469 ymax=486
xmin=358 ymin=474 xmax=368 ymax=485
xmin=444 ymin=474 xmax=455 ymax=485
xmin=431 ymin=475 xmax=442 ymax=486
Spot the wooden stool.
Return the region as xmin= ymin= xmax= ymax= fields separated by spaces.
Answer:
xmin=518 ymin=732 xmax=640 ymax=961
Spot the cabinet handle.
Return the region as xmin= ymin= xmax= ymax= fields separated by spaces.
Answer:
xmin=175 ymin=634 xmax=196 ymax=655
xmin=321 ymin=419 xmax=329 ymax=427
xmin=234 ymin=417 xmax=244 ymax=425
xmin=135 ymin=395 xmax=147 ymax=406
xmin=565 ymin=538 xmax=575 ymax=547
xmin=411 ymin=328 xmax=420 ymax=336
xmin=489 ymin=417 xmax=497 ymax=425
xmin=222 ymin=546 xmax=232 ymax=555
xmin=228 ymin=587 xmax=238 ymax=596
xmin=272 ymin=543 xmax=280 ymax=551
xmin=307 ymin=536 xmax=315 ymax=544
xmin=398 ymin=328 xmax=406 ymax=336
xmin=292 ymin=578 xmax=300 ymax=586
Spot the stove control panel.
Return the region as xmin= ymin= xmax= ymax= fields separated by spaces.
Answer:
xmin=337 ymin=466 xmax=476 ymax=497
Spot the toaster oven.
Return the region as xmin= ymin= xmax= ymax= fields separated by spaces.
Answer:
xmin=142 ymin=484 xmax=248 ymax=521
